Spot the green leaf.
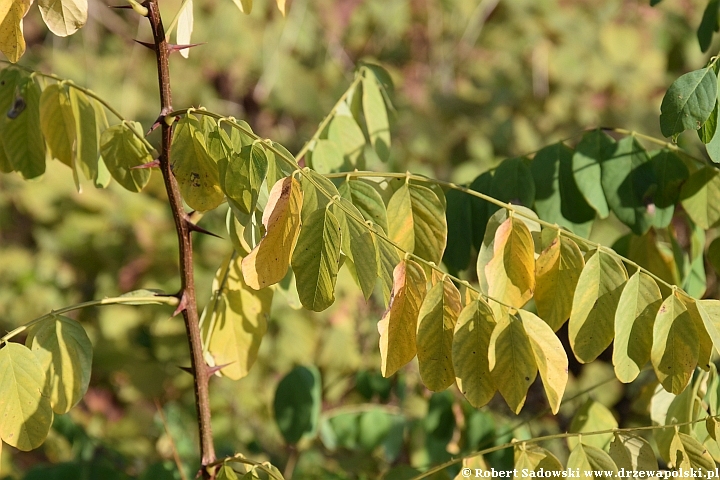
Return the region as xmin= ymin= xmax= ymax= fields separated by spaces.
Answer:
xmin=310 ymin=139 xmax=344 ymax=174
xmin=203 ymin=254 xmax=273 ymax=380
xmin=99 ymin=122 xmax=152 ymax=192
xmin=0 ymin=72 xmax=44 ymax=179
xmin=40 ymin=83 xmax=75 ymax=168
xmin=387 ymin=183 xmax=447 ymax=264
xmin=69 ymin=88 xmax=102 ymax=184
xmin=700 ymin=101 xmax=719 ymax=143
xmin=609 ymin=433 xmax=658 ymax=473
xmin=290 ymin=207 xmax=341 ymax=312
xmin=514 ymin=444 xmax=563 ymax=475
xmin=600 ymin=136 xmax=654 ymax=235
xmin=38 ymin=0 xmax=87 ymax=36
xmin=273 ymin=365 xmax=321 ymax=445
xmin=452 ymin=298 xmax=496 ymax=408
xmin=242 ymin=177 xmax=303 ymax=290
xmin=299 ymin=169 xmax=339 ymax=222
xmin=377 ymin=233 xmax=401 ymax=307
xmin=416 ymin=278 xmax=461 ymax=392
xmin=378 ymin=259 xmax=426 ymax=377
xmin=328 ymin=115 xmax=365 ymax=166
xmin=488 ymin=157 xmax=535 ymax=216
xmin=0 ymin=343 xmax=53 ymax=450
xmin=443 ymin=189 xmax=473 ymax=272
xmin=26 ymin=315 xmax=92 ymax=414
xmin=171 ymin=114 xmax=224 ymax=211
xmin=650 ymin=149 xmax=688 ymax=228
xmin=660 ymin=67 xmax=718 ymax=138
xmin=362 ymin=75 xmax=390 ymax=161
xmin=221 ymin=143 xmax=268 ymax=215
xmin=567 ymin=399 xmax=618 ymax=450
xmin=670 ymin=430 xmax=716 ymax=471
xmin=566 ymin=443 xmax=619 ymax=478
xmin=698 ymin=0 xmax=720 ymax=52
xmin=216 ymin=464 xmax=238 ymax=480
xmin=339 ymin=179 xmax=389 ymax=234
xmin=470 ymin=171 xmax=494 ymax=250
xmin=676 ymin=292 xmax=713 ymax=371
xmin=612 ymin=271 xmax=662 ymax=383
xmin=534 ymin=234 xmax=584 ymax=331
xmin=532 ymin=142 xmax=593 ymax=235
xmin=568 ymin=249 xmax=628 ymax=363
xmin=572 ymin=129 xmax=614 ymax=218
xmin=652 ymin=293 xmax=698 ymax=394
xmin=485 ymin=216 xmax=535 ymax=308
xmin=692 ymin=299 xmax=720 ymax=366
xmin=488 ymin=310 xmax=537 ymax=414
xmin=336 ymin=204 xmax=378 ymax=300
xmin=519 ymin=309 xmax=568 ymax=414
xmin=680 ymin=166 xmax=720 ymax=229
xmin=0 ymin=0 xmax=30 ymax=62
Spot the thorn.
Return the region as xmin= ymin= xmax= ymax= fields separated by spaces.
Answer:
xmin=173 ymin=291 xmax=188 ymax=316
xmin=131 ymin=159 xmax=160 ymax=170
xmin=134 ymin=40 xmax=157 ymax=51
xmin=184 ymin=214 xmax=223 ymax=239
xmin=168 ymin=43 xmax=205 ymax=53
xmin=208 ymin=363 xmax=232 ymax=376
xmin=178 ymin=366 xmax=193 ymax=374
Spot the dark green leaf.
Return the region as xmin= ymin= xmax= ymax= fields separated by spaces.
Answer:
xmin=0 ymin=71 xmax=44 ymax=179
xmin=698 ymin=0 xmax=720 ymax=53
xmin=443 ymin=188 xmax=473 ymax=271
xmin=699 ymin=101 xmax=719 ymax=143
xmin=470 ymin=171 xmax=493 ymax=250
xmin=660 ymin=67 xmax=717 ymax=138
xmin=273 ymin=366 xmax=322 ymax=444
xmin=488 ymin=157 xmax=535 ymax=216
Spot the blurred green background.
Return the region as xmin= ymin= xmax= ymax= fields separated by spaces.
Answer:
xmin=0 ymin=0 xmax=714 ymax=478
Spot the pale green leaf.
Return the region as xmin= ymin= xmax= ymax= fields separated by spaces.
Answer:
xmin=519 ymin=309 xmax=567 ymax=414
xmin=328 ymin=115 xmax=365 ymax=166
xmin=488 ymin=310 xmax=537 ymax=414
xmin=569 ymin=249 xmax=628 ymax=363
xmin=69 ymin=87 xmax=101 ymax=184
xmin=291 ymin=207 xmax=341 ymax=312
xmin=310 ymin=139 xmax=343 ymax=174
xmin=221 ymin=143 xmax=268 ymax=215
xmin=378 ymin=259 xmax=426 ymax=377
xmin=652 ymin=293 xmax=698 ymax=394
xmin=452 ymin=298 xmax=496 ymax=408
xmin=566 ymin=443 xmax=619 ymax=478
xmin=99 ymin=122 xmax=152 ymax=192
xmin=680 ymin=166 xmax=720 ymax=229
xmin=695 ymin=299 xmax=720 ymax=364
xmin=242 ymin=177 xmax=303 ymax=290
xmin=534 ymin=234 xmax=584 ymax=331
xmin=0 ymin=343 xmax=53 ymax=450
xmin=486 ymin=216 xmax=535 ymax=308
xmin=613 ymin=271 xmax=662 ymax=383
xmin=660 ymin=67 xmax=718 ymax=137
xmin=362 ymin=75 xmax=390 ymax=161
xmin=417 ymin=278 xmax=461 ymax=392
xmin=38 ymin=0 xmax=87 ymax=36
xmin=26 ymin=315 xmax=92 ymax=414
xmin=216 ymin=464 xmax=238 ymax=480
xmin=567 ymin=399 xmax=618 ymax=450
xmin=572 ymin=129 xmax=614 ymax=218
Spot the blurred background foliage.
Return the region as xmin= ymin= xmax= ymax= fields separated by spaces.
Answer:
xmin=0 ymin=0 xmax=715 ymax=478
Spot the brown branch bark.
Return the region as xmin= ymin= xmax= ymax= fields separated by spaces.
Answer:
xmin=143 ymin=1 xmax=216 ymax=477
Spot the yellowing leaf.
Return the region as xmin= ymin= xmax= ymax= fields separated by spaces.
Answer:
xmin=514 ymin=444 xmax=563 ymax=476
xmin=488 ymin=310 xmax=537 ymax=414
xmin=202 ymin=254 xmax=273 ymax=380
xmin=171 ymin=114 xmax=224 ymax=211
xmin=569 ymin=249 xmax=628 ymax=363
xmin=176 ymin=0 xmax=193 ymax=59
xmin=566 ymin=443 xmax=619 ymax=478
xmin=0 ymin=0 xmax=30 ymax=62
xmin=275 ymin=0 xmax=285 ymax=15
xmin=0 ymin=343 xmax=53 ymax=450
xmin=291 ymin=207 xmax=342 ymax=312
xmin=677 ymin=292 xmax=713 ymax=371
xmin=453 ymin=298 xmax=496 ymax=408
xmin=100 ymin=122 xmax=152 ymax=192
xmin=695 ymin=299 xmax=720 ymax=362
xmin=680 ymin=167 xmax=720 ymax=229
xmin=229 ymin=0 xmax=251 ymax=14
xmin=518 ymin=309 xmax=567 ymax=414
xmin=613 ymin=271 xmax=662 ymax=383
xmin=669 ymin=431 xmax=715 ymax=471
xmin=652 ymin=293 xmax=698 ymax=394
xmin=26 ymin=315 xmax=92 ymax=414
xmin=534 ymin=234 xmax=584 ymax=331
xmin=567 ymin=399 xmax=618 ymax=451
xmin=609 ymin=433 xmax=658 ymax=473
xmin=242 ymin=177 xmax=303 ymax=290
xmin=38 ymin=0 xmax=87 ymax=37
xmin=417 ymin=277 xmax=461 ymax=392
xmin=378 ymin=259 xmax=426 ymax=377
xmin=486 ymin=216 xmax=535 ymax=308
xmin=376 ymin=233 xmax=400 ymax=307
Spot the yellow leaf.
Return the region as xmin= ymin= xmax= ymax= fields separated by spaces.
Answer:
xmin=0 ymin=0 xmax=29 ymax=63
xmin=377 ymin=259 xmax=427 ymax=377
xmin=38 ymin=0 xmax=87 ymax=37
xmin=276 ymin=0 xmax=285 ymax=15
xmin=518 ymin=309 xmax=568 ymax=414
xmin=534 ymin=235 xmax=584 ymax=331
xmin=486 ymin=216 xmax=535 ymax=308
xmin=652 ymin=293 xmax=698 ymax=394
xmin=242 ymin=177 xmax=303 ymax=290
xmin=176 ymin=0 xmax=193 ymax=59
xmin=453 ymin=298 xmax=496 ymax=408
xmin=676 ymin=291 xmax=713 ymax=372
xmin=417 ymin=277 xmax=461 ymax=391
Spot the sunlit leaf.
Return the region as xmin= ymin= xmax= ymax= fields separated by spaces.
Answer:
xmin=100 ymin=122 xmax=152 ymax=192
xmin=514 ymin=444 xmax=563 ymax=476
xmin=40 ymin=83 xmax=75 ymax=167
xmin=518 ymin=309 xmax=567 ymax=414
xmin=0 ymin=343 xmax=53 ymax=450
xmin=568 ymin=249 xmax=628 ymax=363
xmin=417 ymin=277 xmax=461 ymax=392
xmin=26 ymin=315 xmax=92 ymax=414
xmin=216 ymin=464 xmax=238 ymax=480
xmin=310 ymin=139 xmax=343 ymax=174
xmin=339 ymin=179 xmax=389 ymax=234
xmin=0 ymin=0 xmax=30 ymax=62
xmin=453 ymin=298 xmax=496 ymax=408
xmin=567 ymin=399 xmax=618 ymax=450
xmin=669 ymin=430 xmax=715 ymax=471
xmin=328 ymin=115 xmax=365 ymax=166
xmin=652 ymin=293 xmax=698 ymax=394
xmin=676 ymin=292 xmax=713 ymax=371
xmin=378 ymin=259 xmax=426 ymax=377
xmin=242 ymin=177 xmax=303 ymax=290
xmin=566 ymin=443 xmax=619 ymax=478
xmin=362 ymin=74 xmax=390 ymax=161
xmin=680 ymin=166 xmax=720 ymax=229
xmin=221 ymin=143 xmax=268 ymax=215
xmin=485 ymin=216 xmax=535 ymax=308
xmin=176 ymin=0 xmax=193 ymax=59
xmin=229 ymin=0 xmax=251 ymax=14
xmin=38 ymin=0 xmax=87 ymax=36
xmin=660 ymin=67 xmax=717 ymax=138
xmin=69 ymin=88 xmax=102 ymax=184
xmin=609 ymin=433 xmax=658 ymax=473
xmin=376 ymin=233 xmax=400 ymax=307
xmin=613 ymin=271 xmax=662 ymax=383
